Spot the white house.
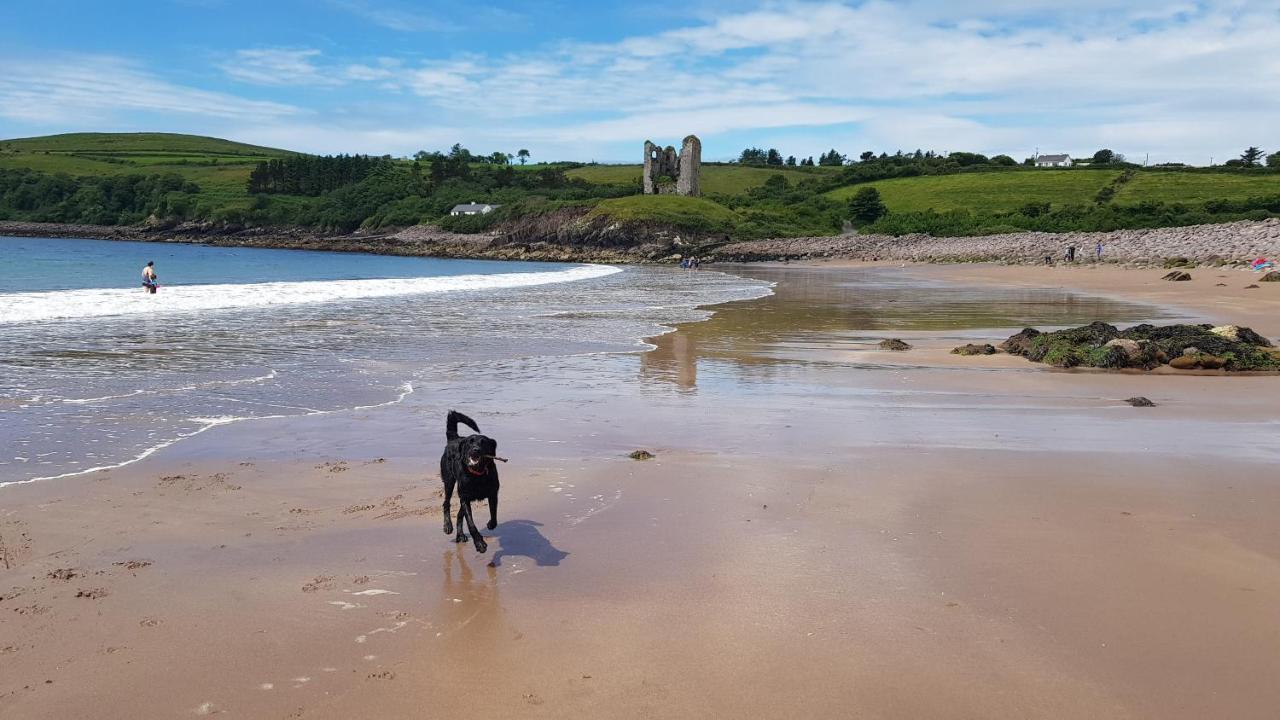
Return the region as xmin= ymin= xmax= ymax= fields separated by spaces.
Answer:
xmin=449 ymin=202 xmax=500 ymax=216
xmin=1035 ymin=154 xmax=1071 ymax=167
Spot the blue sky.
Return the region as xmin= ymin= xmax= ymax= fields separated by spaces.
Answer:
xmin=0 ymin=0 xmax=1276 ymax=164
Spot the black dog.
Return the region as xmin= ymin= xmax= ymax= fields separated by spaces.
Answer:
xmin=440 ymin=410 xmax=500 ymax=554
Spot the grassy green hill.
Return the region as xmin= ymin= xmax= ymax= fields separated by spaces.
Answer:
xmin=823 ymin=169 xmax=1280 ymax=214
xmin=1112 ymin=173 xmax=1280 ymax=204
xmin=825 ymin=170 xmax=1120 ymax=212
xmin=1 ymin=132 xmax=290 ymax=157
xmin=588 ymin=195 xmax=742 ymax=232
xmin=566 ymin=163 xmax=840 ymax=195
xmin=3 ymin=132 xmax=1279 ymax=238
xmin=0 ymin=132 xmax=294 ymax=210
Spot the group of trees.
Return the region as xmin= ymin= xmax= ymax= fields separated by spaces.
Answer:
xmin=413 ymin=145 xmax=531 ymax=166
xmin=247 ymin=154 xmax=394 ymax=195
xmin=736 ymin=147 xmax=858 ymax=167
xmin=735 ymin=143 xmax=1280 ymax=174
xmin=0 ymin=168 xmax=199 ymax=225
xmin=738 ymin=147 xmax=804 ymax=166
xmin=1228 ymin=147 xmax=1280 ymax=168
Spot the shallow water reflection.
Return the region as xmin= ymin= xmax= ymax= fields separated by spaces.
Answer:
xmin=640 ymin=264 xmax=1170 ymax=390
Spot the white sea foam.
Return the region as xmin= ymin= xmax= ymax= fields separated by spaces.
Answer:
xmin=0 ymin=265 xmax=622 ymax=324
xmin=0 ymin=382 xmax=415 ymax=488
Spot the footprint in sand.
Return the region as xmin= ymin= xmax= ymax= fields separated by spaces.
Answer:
xmin=301 ymin=576 xmax=336 ymax=593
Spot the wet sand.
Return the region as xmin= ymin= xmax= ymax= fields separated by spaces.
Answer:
xmin=3 ymin=263 xmax=1280 ymax=719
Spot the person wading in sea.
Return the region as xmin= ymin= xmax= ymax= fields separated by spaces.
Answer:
xmin=142 ymin=261 xmax=158 ymax=294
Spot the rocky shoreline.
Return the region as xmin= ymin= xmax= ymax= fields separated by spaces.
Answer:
xmin=4 ymin=218 xmax=1280 ymax=267
xmin=0 ymin=220 xmax=642 ymax=264
xmin=711 ymin=219 xmax=1280 ymax=266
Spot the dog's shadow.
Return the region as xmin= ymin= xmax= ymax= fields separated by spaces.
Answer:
xmin=488 ymin=519 xmax=569 ymax=568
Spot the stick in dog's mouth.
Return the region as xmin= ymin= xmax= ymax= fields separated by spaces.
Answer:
xmin=485 ymin=455 xmax=508 ymax=463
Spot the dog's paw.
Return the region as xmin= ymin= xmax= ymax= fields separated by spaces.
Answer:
xmin=474 ymin=538 xmax=488 ymax=554
xmin=454 ymin=534 xmax=469 ymax=543
xmin=486 ymin=519 xmax=497 ymax=530
xmin=443 ymin=520 xmax=454 ymax=535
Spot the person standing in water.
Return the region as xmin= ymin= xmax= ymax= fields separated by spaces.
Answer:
xmin=142 ymin=261 xmax=158 ymax=294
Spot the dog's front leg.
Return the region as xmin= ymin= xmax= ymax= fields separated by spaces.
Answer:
xmin=486 ymin=494 xmax=498 ymax=530
xmin=461 ymin=501 xmax=487 ymax=554
xmin=454 ymin=507 xmax=468 ymax=543
xmin=442 ymin=477 xmax=455 ymax=535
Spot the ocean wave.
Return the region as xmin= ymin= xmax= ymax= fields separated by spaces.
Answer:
xmin=0 ymin=265 xmax=623 ymax=324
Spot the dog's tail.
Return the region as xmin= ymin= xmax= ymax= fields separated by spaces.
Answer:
xmin=446 ymin=410 xmax=480 ymax=441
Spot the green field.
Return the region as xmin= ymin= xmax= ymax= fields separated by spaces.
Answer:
xmin=4 ymin=132 xmax=1280 ymax=236
xmin=588 ymin=194 xmax=742 ymax=232
xmin=567 ymin=163 xmax=839 ymax=195
xmin=825 ymin=170 xmax=1120 ymax=213
xmin=0 ymin=133 xmax=297 ymax=211
xmin=1114 ymin=172 xmax=1280 ymax=204
xmin=0 ymin=132 xmax=290 ymax=156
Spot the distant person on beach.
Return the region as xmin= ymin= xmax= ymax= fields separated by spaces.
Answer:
xmin=1065 ymin=245 xmax=1076 ymax=263
xmin=1096 ymin=241 xmax=1104 ymax=261
xmin=142 ymin=261 xmax=158 ymax=294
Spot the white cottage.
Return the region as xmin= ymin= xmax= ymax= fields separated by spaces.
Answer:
xmin=449 ymin=202 xmax=500 ymax=216
xmin=1035 ymin=154 xmax=1071 ymax=168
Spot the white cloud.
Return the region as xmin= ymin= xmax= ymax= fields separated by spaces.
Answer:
xmin=327 ymin=0 xmax=458 ymax=32
xmin=350 ymin=0 xmax=1278 ymax=162
xmin=5 ymin=1 xmax=1277 ymax=164
xmin=0 ymin=55 xmax=299 ymax=125
xmin=221 ymin=48 xmax=343 ymax=86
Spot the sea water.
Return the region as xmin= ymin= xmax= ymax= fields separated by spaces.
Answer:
xmin=0 ymin=236 xmax=771 ymax=485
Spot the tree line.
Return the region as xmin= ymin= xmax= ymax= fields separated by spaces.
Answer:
xmin=740 ymin=145 xmax=1280 ymax=169
xmin=247 ymin=154 xmax=395 ymax=195
xmin=0 ymin=168 xmax=200 ymax=225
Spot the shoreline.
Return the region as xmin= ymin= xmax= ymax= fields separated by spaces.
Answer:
xmin=6 ymin=216 xmax=1280 ymax=267
xmin=4 ymin=262 xmax=1280 ymax=718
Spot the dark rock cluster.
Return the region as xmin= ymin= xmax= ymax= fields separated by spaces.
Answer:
xmin=999 ymin=322 xmax=1278 ymax=371
xmin=878 ymin=339 xmax=912 ymax=351
xmin=951 ymin=343 xmax=998 ymax=355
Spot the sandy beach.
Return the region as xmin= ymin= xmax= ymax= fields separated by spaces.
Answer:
xmin=3 ymin=262 xmax=1279 ymax=719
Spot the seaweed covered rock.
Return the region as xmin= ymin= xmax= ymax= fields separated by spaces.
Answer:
xmin=999 ymin=328 xmax=1041 ymax=356
xmin=1169 ymin=352 xmax=1227 ymax=370
xmin=1118 ymin=324 xmax=1274 ymax=367
xmin=1162 ymin=271 xmax=1191 ymax=281
xmin=1103 ymin=338 xmax=1163 ymax=369
xmin=1210 ymin=325 xmax=1272 ymax=347
xmin=1006 ymin=322 xmax=1122 ymax=368
xmin=1001 ymin=322 xmax=1279 ymax=371
xmin=1125 ymin=397 xmax=1156 ymax=407
xmin=879 ymin=339 xmax=912 ymax=351
xmin=1162 ymin=257 xmax=1195 ymax=269
xmin=951 ymin=343 xmax=998 ymax=356
xmin=1261 ymin=271 xmax=1280 ymax=282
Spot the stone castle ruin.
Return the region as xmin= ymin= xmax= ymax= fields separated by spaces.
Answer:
xmin=642 ymin=135 xmax=701 ymax=196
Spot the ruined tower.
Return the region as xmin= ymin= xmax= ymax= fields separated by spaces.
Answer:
xmin=642 ymin=135 xmax=701 ymax=197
